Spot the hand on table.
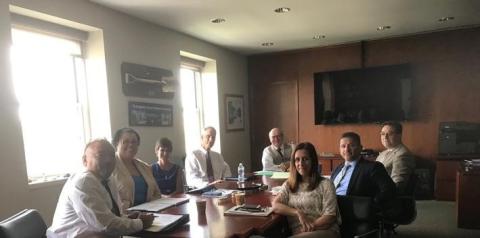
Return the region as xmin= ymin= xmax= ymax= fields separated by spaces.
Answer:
xmin=139 ymin=213 xmax=154 ymax=229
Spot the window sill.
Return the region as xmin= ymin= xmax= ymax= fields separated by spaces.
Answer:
xmin=28 ymin=177 xmax=67 ymax=190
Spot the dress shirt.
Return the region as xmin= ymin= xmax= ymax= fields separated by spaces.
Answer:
xmin=47 ymin=171 xmax=143 ymax=238
xmin=376 ymin=143 xmax=415 ymax=194
xmin=334 ymin=160 xmax=358 ymax=195
xmin=185 ymin=147 xmax=232 ymax=188
xmin=110 ymin=157 xmax=162 ymax=213
xmin=261 ymin=143 xmax=293 ymax=171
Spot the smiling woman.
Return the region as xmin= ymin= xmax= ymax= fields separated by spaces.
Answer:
xmin=272 ymin=142 xmax=341 ymax=237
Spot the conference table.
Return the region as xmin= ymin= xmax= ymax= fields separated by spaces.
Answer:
xmin=136 ymin=175 xmax=288 ymax=238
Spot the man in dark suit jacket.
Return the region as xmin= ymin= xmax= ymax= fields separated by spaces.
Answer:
xmin=331 ymin=132 xmax=396 ymax=207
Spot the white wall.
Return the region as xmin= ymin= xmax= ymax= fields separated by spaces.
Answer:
xmin=0 ymin=0 xmax=250 ymax=223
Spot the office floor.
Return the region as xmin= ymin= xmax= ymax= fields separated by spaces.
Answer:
xmin=395 ymin=200 xmax=480 ymax=238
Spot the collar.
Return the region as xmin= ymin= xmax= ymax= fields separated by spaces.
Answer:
xmin=345 ymin=159 xmax=358 ymax=168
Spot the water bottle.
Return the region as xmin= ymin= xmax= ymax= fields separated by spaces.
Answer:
xmin=238 ymin=163 xmax=245 ymax=182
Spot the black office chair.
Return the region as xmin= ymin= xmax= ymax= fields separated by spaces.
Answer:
xmin=381 ymin=174 xmax=418 ymax=236
xmin=0 ymin=209 xmax=47 ymax=238
xmin=337 ymin=195 xmax=380 ymax=238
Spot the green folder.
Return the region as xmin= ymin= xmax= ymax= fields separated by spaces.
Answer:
xmin=254 ymin=171 xmax=274 ymax=176
xmin=270 ymin=172 xmax=289 ymax=179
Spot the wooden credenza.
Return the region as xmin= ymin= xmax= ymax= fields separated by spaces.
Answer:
xmin=456 ymin=162 xmax=480 ymax=229
xmin=435 ymin=155 xmax=480 ymax=201
xmin=318 ymin=156 xmax=344 ymax=175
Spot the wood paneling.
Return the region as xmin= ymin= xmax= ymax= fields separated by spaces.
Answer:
xmin=248 ymin=27 xmax=480 ymax=167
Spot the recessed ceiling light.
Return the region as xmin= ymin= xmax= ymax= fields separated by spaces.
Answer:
xmin=376 ymin=25 xmax=391 ymax=31
xmin=274 ymin=7 xmax=291 ymax=13
xmin=210 ymin=18 xmax=226 ymax=23
xmin=313 ymin=35 xmax=326 ymax=40
xmin=261 ymin=42 xmax=274 ymax=46
xmin=438 ymin=16 xmax=455 ymax=22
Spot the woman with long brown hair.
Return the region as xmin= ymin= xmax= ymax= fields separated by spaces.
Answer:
xmin=273 ymin=142 xmax=340 ymax=237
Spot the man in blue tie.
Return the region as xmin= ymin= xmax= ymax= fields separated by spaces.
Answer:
xmin=331 ymin=132 xmax=396 ymax=207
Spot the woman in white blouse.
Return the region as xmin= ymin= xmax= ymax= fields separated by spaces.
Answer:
xmin=273 ymin=142 xmax=340 ymax=238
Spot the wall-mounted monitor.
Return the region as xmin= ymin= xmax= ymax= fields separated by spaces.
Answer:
xmin=314 ymin=64 xmax=412 ymax=125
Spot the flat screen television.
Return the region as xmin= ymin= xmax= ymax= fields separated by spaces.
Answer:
xmin=314 ymin=64 xmax=412 ymax=125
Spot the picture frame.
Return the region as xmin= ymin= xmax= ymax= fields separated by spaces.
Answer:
xmin=225 ymin=94 xmax=244 ymax=131
xmin=128 ymin=101 xmax=173 ymax=127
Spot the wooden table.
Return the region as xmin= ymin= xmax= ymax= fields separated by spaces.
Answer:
xmin=137 ymin=176 xmax=287 ymax=238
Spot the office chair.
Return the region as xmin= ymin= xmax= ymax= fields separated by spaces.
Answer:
xmin=0 ymin=209 xmax=47 ymax=238
xmin=337 ymin=195 xmax=380 ymax=238
xmin=381 ymin=174 xmax=418 ymax=235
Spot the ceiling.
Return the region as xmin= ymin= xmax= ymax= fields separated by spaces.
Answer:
xmin=90 ymin=0 xmax=480 ymax=55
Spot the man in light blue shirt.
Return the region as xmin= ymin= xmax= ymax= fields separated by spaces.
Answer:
xmin=333 ymin=159 xmax=357 ymax=195
xmin=331 ymin=132 xmax=395 ymax=206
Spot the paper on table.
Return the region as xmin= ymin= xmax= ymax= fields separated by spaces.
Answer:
xmin=127 ymin=197 xmax=190 ymax=212
xmin=145 ymin=214 xmax=185 ymax=232
xmin=270 ymin=186 xmax=283 ymax=196
xmin=270 ymin=172 xmax=289 ymax=179
xmin=202 ymin=189 xmax=235 ymax=198
xmin=254 ymin=170 xmax=274 ymax=176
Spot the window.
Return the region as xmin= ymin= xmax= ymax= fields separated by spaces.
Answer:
xmin=180 ymin=67 xmax=204 ymax=154
xmin=180 ymin=54 xmax=221 ymax=154
xmin=10 ymin=27 xmax=89 ymax=183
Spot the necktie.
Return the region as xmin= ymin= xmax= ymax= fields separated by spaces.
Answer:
xmin=334 ymin=164 xmax=351 ymax=188
xmin=206 ymin=151 xmax=214 ymax=182
xmin=277 ymin=147 xmax=283 ymax=158
xmin=102 ymin=180 xmax=121 ymax=216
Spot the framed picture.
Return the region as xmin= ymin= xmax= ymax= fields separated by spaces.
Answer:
xmin=225 ymin=94 xmax=244 ymax=131
xmin=128 ymin=101 xmax=173 ymax=127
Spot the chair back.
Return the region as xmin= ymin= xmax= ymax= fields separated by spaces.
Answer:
xmin=337 ymin=195 xmax=378 ymax=238
xmin=404 ymin=172 xmax=418 ymax=197
xmin=0 ymin=209 xmax=47 ymax=238
xmin=383 ymin=173 xmax=418 ymax=226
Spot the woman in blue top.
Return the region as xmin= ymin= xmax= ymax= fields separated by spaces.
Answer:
xmin=151 ymin=138 xmax=184 ymax=195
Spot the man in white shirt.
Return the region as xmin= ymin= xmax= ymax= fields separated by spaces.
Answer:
xmin=185 ymin=127 xmax=231 ymax=188
xmin=261 ymin=128 xmax=292 ymax=171
xmin=47 ymin=139 xmax=153 ymax=238
xmin=376 ymin=121 xmax=415 ymax=194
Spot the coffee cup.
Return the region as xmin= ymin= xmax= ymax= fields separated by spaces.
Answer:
xmin=196 ymin=199 xmax=207 ymax=215
xmin=234 ymin=192 xmax=245 ymax=206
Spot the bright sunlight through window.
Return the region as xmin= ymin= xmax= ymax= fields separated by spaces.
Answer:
xmin=10 ymin=28 xmax=89 ymax=184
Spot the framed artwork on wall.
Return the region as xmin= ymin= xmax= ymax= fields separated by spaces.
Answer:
xmin=225 ymin=94 xmax=244 ymax=131
xmin=128 ymin=101 xmax=173 ymax=127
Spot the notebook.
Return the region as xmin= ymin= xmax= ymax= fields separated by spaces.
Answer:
xmin=127 ymin=197 xmax=190 ymax=212
xmin=145 ymin=214 xmax=189 ymax=232
xmin=224 ymin=205 xmax=274 ymax=217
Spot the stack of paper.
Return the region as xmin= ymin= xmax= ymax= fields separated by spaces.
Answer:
xmin=145 ymin=214 xmax=189 ymax=232
xmin=127 ymin=197 xmax=190 ymax=212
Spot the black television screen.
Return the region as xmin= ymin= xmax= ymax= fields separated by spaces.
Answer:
xmin=314 ymin=64 xmax=412 ymax=125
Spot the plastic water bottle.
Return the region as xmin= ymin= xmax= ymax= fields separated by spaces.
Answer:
xmin=238 ymin=163 xmax=245 ymax=182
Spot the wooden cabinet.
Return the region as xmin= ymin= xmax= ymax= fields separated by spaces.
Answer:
xmin=456 ymin=163 xmax=480 ymax=229
xmin=435 ymin=155 xmax=480 ymax=201
xmin=435 ymin=160 xmax=460 ymax=201
xmin=318 ymin=156 xmax=343 ymax=175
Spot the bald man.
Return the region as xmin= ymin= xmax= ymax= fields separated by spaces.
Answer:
xmin=261 ymin=128 xmax=293 ymax=171
xmin=185 ymin=127 xmax=231 ymax=188
xmin=47 ymin=139 xmax=153 ymax=238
